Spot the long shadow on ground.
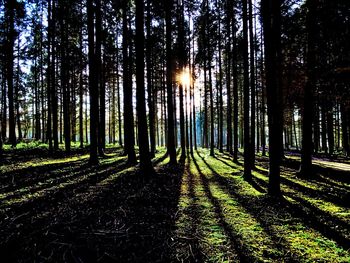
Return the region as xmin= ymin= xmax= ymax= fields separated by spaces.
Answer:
xmin=198 ymin=151 xmax=350 ymax=252
xmin=0 ymin=153 xmax=183 ymax=262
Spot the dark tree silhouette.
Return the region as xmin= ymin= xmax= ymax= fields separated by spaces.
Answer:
xmin=242 ymin=0 xmax=252 ymax=181
xmin=5 ymin=0 xmax=17 ymax=147
xmin=299 ymin=0 xmax=317 ymax=177
xmin=87 ymin=0 xmax=99 ymax=164
xmin=166 ymin=0 xmax=177 ymax=165
xmin=122 ymin=0 xmax=136 ymax=164
xmin=261 ymin=0 xmax=283 ymax=196
xmin=135 ymin=0 xmax=154 ymax=173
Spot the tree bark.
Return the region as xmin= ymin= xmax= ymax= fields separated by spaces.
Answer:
xmin=243 ymin=0 xmax=251 ymax=180
xmin=6 ymin=0 xmax=16 ymax=147
xmin=248 ymin=0 xmax=256 ymax=165
xmin=165 ymin=0 xmax=177 ymax=165
xmin=135 ymin=0 xmax=154 ymax=173
xmin=146 ymin=0 xmax=156 ymax=158
xmin=122 ymin=0 xmax=136 ymax=164
xmin=87 ymin=0 xmax=98 ymax=163
xmin=261 ymin=0 xmax=283 ymax=196
xmin=299 ymin=0 xmax=317 ymax=177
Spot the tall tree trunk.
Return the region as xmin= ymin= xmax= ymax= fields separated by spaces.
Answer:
xmin=96 ymin=0 xmax=105 ymax=155
xmin=87 ymin=0 xmax=98 ymax=163
xmin=178 ymin=1 xmax=186 ymax=159
xmin=217 ymin=0 xmax=223 ymax=153
xmin=146 ymin=0 xmax=156 ymax=158
xmin=6 ymin=0 xmax=16 ymax=147
xmin=79 ymin=13 xmax=84 ymax=148
xmin=1 ymin=76 xmax=7 ymax=141
xmin=192 ymin=25 xmax=197 ymax=151
xmin=243 ymin=0 xmax=251 ymax=180
xmin=135 ymin=0 xmax=154 ymax=173
xmin=16 ymin=37 xmax=22 ymax=140
xmin=165 ymin=0 xmax=177 ymax=165
xmin=321 ymin=102 xmax=328 ymax=153
xmin=232 ymin=4 xmax=239 ymax=162
xmin=34 ymin=57 xmax=40 ymax=140
xmin=209 ymin=61 xmax=215 ymax=157
xmin=262 ymin=0 xmax=283 ymax=196
xmin=203 ymin=64 xmax=208 ymax=148
xmin=111 ymin=52 xmax=116 ymax=145
xmin=248 ymin=0 xmax=256 ymax=165
xmin=299 ymin=0 xmax=317 ymax=177
xmin=122 ymin=0 xmax=136 ymax=164
xmin=117 ymin=46 xmax=123 ymax=146
xmin=226 ymin=0 xmax=232 ymax=154
xmin=47 ymin=0 xmax=53 ymax=151
xmin=59 ymin=1 xmax=70 ymax=153
xmin=52 ymin=0 xmax=59 ymax=151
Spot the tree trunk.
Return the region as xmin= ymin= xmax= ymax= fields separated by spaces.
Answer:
xmin=327 ymin=102 xmax=334 ymax=156
xmin=299 ymin=0 xmax=317 ymax=177
xmin=52 ymin=0 xmax=59 ymax=151
xmin=248 ymin=0 xmax=256 ymax=165
xmin=165 ymin=0 xmax=177 ymax=165
xmin=243 ymin=0 xmax=251 ymax=180
xmin=178 ymin=1 xmax=186 ymax=159
xmin=146 ymin=0 xmax=156 ymax=158
xmin=341 ymin=104 xmax=349 ymax=156
xmin=232 ymin=4 xmax=239 ymax=162
xmin=262 ymin=0 xmax=283 ymax=196
xmin=16 ymin=37 xmax=22 ymax=140
xmin=1 ymin=76 xmax=7 ymax=141
xmin=79 ymin=13 xmax=84 ymax=148
xmin=6 ymin=0 xmax=16 ymax=147
xmin=122 ymin=0 xmax=136 ymax=164
xmin=209 ymin=61 xmax=215 ymax=157
xmin=226 ymin=0 xmax=232 ymax=154
xmin=87 ymin=0 xmax=98 ymax=163
xmin=313 ymin=101 xmax=320 ymax=153
xmin=192 ymin=26 xmax=197 ymax=151
xmin=95 ymin=0 xmax=105 ymax=155
xmin=117 ymin=48 xmax=123 ymax=147
xmin=47 ymin=0 xmax=53 ymax=151
xmin=135 ymin=0 xmax=154 ymax=173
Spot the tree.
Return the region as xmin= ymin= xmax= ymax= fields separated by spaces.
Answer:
xmin=47 ymin=0 xmax=53 ymax=151
xmin=243 ymin=0 xmax=251 ymax=181
xmin=248 ymin=0 xmax=256 ymax=166
xmin=146 ymin=0 xmax=156 ymax=158
xmin=96 ymin=0 xmax=105 ymax=155
xmin=225 ymin=0 xmax=232 ymax=154
xmin=261 ymin=0 xmax=283 ymax=196
xmin=122 ymin=0 xmax=136 ymax=164
xmin=166 ymin=0 xmax=177 ymax=165
xmin=178 ymin=0 xmax=186 ymax=159
xmin=59 ymin=0 xmax=71 ymax=153
xmin=51 ymin=0 xmax=59 ymax=151
xmin=87 ymin=0 xmax=98 ymax=164
xmin=5 ymin=0 xmax=17 ymax=147
xmin=232 ymin=2 xmax=239 ymax=163
xmin=135 ymin=0 xmax=154 ymax=173
xmin=299 ymin=0 xmax=317 ymax=177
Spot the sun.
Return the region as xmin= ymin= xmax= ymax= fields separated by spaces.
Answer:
xmin=178 ymin=68 xmax=191 ymax=87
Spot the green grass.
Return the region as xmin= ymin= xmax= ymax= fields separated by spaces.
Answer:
xmin=173 ymin=149 xmax=350 ymax=262
xmin=1 ymin=145 xmax=349 ymax=262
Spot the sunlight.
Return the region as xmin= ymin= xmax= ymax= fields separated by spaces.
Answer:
xmin=178 ymin=68 xmax=192 ymax=87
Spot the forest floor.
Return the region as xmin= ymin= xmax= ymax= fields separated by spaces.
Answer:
xmin=0 ymin=145 xmax=349 ymax=262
